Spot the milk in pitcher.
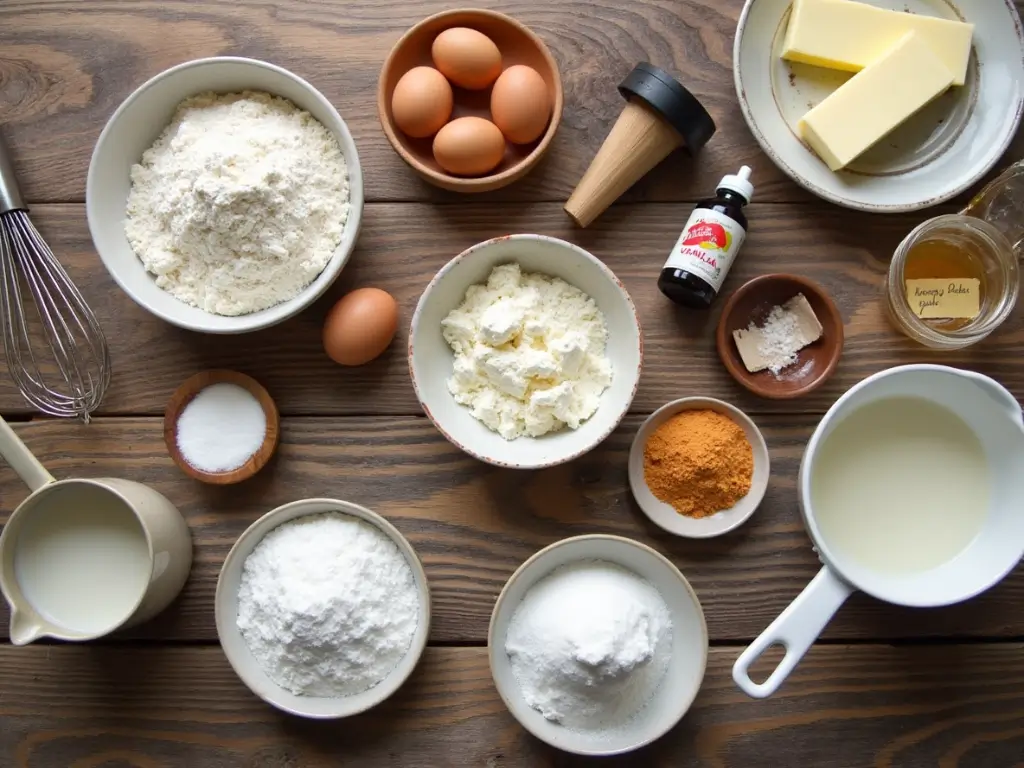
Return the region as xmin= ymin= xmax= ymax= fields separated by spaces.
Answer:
xmin=812 ymin=397 xmax=990 ymax=574
xmin=14 ymin=484 xmax=152 ymax=634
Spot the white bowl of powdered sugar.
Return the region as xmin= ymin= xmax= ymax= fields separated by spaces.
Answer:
xmin=87 ymin=57 xmax=363 ymax=333
xmin=489 ymin=535 xmax=708 ymax=756
xmin=215 ymin=499 xmax=430 ymax=718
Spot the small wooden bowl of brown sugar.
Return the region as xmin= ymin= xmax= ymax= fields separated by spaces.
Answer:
xmin=164 ymin=370 xmax=280 ymax=485
xmin=628 ymin=397 xmax=770 ymax=538
xmin=716 ymin=274 xmax=844 ymax=399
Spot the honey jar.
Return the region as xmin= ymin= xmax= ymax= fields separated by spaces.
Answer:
xmin=885 ymin=162 xmax=1023 ymax=349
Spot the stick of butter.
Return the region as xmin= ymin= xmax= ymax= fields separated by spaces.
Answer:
xmin=783 ymin=0 xmax=974 ymax=87
xmin=798 ymin=32 xmax=954 ymax=171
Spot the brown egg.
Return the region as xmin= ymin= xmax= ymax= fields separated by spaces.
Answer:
xmin=490 ymin=65 xmax=551 ymax=144
xmin=431 ymin=27 xmax=502 ymax=90
xmin=322 ymin=288 xmax=399 ymax=366
xmin=432 ymin=117 xmax=506 ymax=176
xmin=391 ymin=66 xmax=453 ymax=138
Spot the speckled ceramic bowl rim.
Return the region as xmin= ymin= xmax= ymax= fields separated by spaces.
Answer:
xmin=628 ymin=397 xmax=770 ymax=538
xmin=408 ymin=234 xmax=643 ymax=469
xmin=214 ymin=498 xmax=431 ymax=719
xmin=377 ymin=8 xmax=564 ymax=191
xmin=487 ymin=534 xmax=709 ymax=756
xmin=715 ymin=273 xmax=844 ymax=400
xmin=733 ymin=0 xmax=1024 ymax=212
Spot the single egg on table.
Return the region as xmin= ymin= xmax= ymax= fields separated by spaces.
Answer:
xmin=490 ymin=65 xmax=551 ymax=145
xmin=433 ymin=116 xmax=506 ymax=176
xmin=391 ymin=66 xmax=454 ymax=138
xmin=431 ymin=27 xmax=502 ymax=90
xmin=323 ymin=288 xmax=399 ymax=366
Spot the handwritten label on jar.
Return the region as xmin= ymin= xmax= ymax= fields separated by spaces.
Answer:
xmin=905 ymin=278 xmax=980 ymax=319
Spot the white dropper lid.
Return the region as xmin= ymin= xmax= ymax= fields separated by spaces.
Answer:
xmin=717 ymin=165 xmax=754 ymax=203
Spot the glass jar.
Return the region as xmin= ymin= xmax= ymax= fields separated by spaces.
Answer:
xmin=885 ymin=214 xmax=1018 ymax=350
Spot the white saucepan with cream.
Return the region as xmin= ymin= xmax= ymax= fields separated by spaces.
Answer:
xmin=733 ymin=365 xmax=1024 ymax=698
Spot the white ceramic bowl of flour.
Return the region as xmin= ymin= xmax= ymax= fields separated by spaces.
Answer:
xmin=215 ymin=498 xmax=430 ymax=719
xmin=410 ymin=234 xmax=643 ymax=469
xmin=488 ymin=535 xmax=708 ymax=756
xmin=87 ymin=57 xmax=364 ymax=333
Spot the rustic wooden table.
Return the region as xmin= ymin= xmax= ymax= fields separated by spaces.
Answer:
xmin=3 ymin=1 xmax=1024 ymax=765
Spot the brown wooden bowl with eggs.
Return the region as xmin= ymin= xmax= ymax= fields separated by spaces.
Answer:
xmin=378 ymin=8 xmax=563 ymax=193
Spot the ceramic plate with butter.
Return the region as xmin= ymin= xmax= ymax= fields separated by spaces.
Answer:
xmin=734 ymin=0 xmax=1024 ymax=212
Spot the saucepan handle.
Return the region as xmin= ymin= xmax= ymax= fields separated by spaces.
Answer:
xmin=0 ymin=415 xmax=54 ymax=492
xmin=732 ymin=566 xmax=855 ymax=698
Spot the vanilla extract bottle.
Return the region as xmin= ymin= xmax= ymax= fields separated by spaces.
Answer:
xmin=658 ymin=166 xmax=754 ymax=309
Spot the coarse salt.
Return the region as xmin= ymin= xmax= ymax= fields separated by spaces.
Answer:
xmin=176 ymin=382 xmax=266 ymax=473
xmin=750 ymin=304 xmax=803 ymax=374
xmin=731 ymin=293 xmax=823 ymax=376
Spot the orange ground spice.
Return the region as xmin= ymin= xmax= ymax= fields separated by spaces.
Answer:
xmin=642 ymin=409 xmax=753 ymax=518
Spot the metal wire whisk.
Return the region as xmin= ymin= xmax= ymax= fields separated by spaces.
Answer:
xmin=0 ymin=134 xmax=110 ymax=421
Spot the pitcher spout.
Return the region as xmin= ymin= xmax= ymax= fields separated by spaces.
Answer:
xmin=9 ymin=607 xmax=46 ymax=646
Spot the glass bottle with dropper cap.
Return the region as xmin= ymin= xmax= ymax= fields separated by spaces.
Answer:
xmin=658 ymin=166 xmax=754 ymax=309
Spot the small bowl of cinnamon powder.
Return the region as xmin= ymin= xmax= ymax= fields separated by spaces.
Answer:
xmin=627 ymin=397 xmax=770 ymax=538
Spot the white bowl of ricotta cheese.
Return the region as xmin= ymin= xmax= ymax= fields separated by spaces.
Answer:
xmin=410 ymin=234 xmax=642 ymax=469
xmin=87 ymin=56 xmax=364 ymax=334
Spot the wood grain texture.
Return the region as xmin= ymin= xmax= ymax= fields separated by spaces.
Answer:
xmin=1 ymin=644 xmax=1023 ymax=767
xmin=4 ymin=2 xmax=1024 ymax=761
xmin=1 ymin=0 xmax=1021 ymax=204
xmin=1 ymin=416 xmax=1022 ymax=643
xmin=3 ymin=202 xmax=1022 ymax=418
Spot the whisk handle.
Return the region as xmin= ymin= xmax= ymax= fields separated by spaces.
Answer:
xmin=0 ymin=132 xmax=26 ymax=214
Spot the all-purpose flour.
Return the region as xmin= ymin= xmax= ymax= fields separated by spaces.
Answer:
xmin=236 ymin=512 xmax=419 ymax=697
xmin=505 ymin=560 xmax=672 ymax=731
xmin=125 ymin=91 xmax=350 ymax=316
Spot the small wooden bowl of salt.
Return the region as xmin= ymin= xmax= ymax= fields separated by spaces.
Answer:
xmin=164 ymin=370 xmax=280 ymax=485
xmin=716 ymin=274 xmax=844 ymax=400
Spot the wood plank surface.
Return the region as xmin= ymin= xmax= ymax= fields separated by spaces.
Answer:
xmin=2 ymin=644 xmax=1023 ymax=767
xmin=0 ymin=0 xmax=810 ymax=204
xmin=2 ymin=416 xmax=1022 ymax=644
xmin=3 ymin=202 xmax=1023 ymax=418
xmin=5 ymin=0 xmax=1024 ymax=763
xmin=1 ymin=0 xmax=1021 ymax=205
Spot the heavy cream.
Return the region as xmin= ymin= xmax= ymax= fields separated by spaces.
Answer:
xmin=811 ymin=396 xmax=990 ymax=574
xmin=14 ymin=485 xmax=151 ymax=634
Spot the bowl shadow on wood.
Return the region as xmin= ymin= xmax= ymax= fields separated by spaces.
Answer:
xmin=625 ymin=492 xmax=756 ymax=556
xmin=716 ymin=274 xmax=844 ymax=400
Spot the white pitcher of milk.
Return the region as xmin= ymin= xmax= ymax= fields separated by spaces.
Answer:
xmin=0 ymin=416 xmax=192 ymax=644
xmin=734 ymin=365 xmax=1024 ymax=698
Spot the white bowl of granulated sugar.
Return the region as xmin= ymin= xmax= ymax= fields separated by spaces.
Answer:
xmin=87 ymin=56 xmax=364 ymax=334
xmin=215 ymin=498 xmax=431 ymax=718
xmin=489 ymin=534 xmax=709 ymax=756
